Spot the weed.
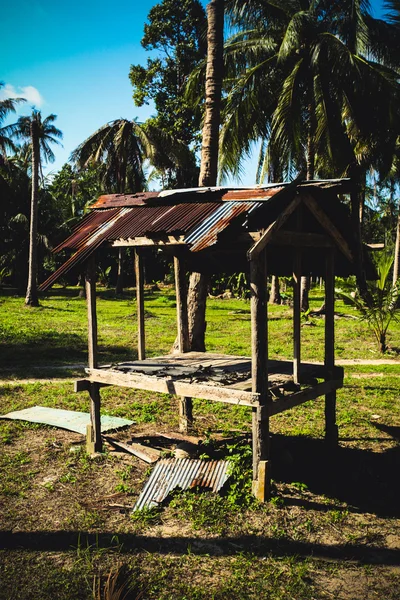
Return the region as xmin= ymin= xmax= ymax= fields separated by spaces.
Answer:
xmin=131 ymin=506 xmax=162 ymax=528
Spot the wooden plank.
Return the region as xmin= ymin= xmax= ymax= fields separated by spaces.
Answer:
xmin=250 ymin=252 xmax=270 ymax=488
xmin=247 ymin=196 xmax=301 ymax=260
xmin=89 ymin=382 xmax=102 ymax=452
xmin=103 ymin=436 xmax=161 ymax=463
xmin=301 ymin=193 xmax=353 ymax=262
xmin=269 ymin=379 xmax=343 ymax=416
xmin=87 ymin=368 xmax=260 ymax=406
xmin=174 ymin=255 xmax=189 ymax=353
xmin=135 ymin=249 xmax=145 ymax=360
xmin=270 ymin=230 xmax=334 ymax=247
xmin=174 ymin=254 xmax=192 ymax=432
xmin=85 ymin=255 xmax=98 ymax=370
xmin=324 ymin=248 xmax=338 ymax=445
xmin=112 ymin=235 xmax=185 ymax=247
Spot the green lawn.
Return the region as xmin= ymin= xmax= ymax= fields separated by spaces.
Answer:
xmin=0 ymin=287 xmax=399 ymax=599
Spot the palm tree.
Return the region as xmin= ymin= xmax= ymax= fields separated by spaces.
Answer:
xmin=71 ymin=118 xmax=151 ymax=194
xmin=0 ymin=82 xmax=26 ymax=159
xmin=219 ymin=0 xmax=400 ymax=301
xmin=15 ymin=110 xmax=62 ymax=306
xmin=187 ymin=0 xmax=225 ymax=352
xmin=71 ymin=118 xmax=152 ymax=295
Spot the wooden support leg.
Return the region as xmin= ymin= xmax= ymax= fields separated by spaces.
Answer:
xmin=252 ymin=405 xmax=271 ymax=501
xmin=324 ymin=248 xmax=338 ymax=446
xmin=135 ymin=249 xmax=145 ymax=361
xmin=87 ymin=382 xmax=102 ymax=453
xmin=178 ymin=396 xmax=193 ymax=433
xmin=250 ymin=253 xmax=270 ymax=500
xmin=174 ymin=254 xmax=193 ymax=433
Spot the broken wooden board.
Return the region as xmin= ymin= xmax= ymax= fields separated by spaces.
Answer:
xmin=103 ymin=436 xmax=161 ymax=463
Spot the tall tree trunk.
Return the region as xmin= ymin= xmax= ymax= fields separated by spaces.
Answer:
xmin=187 ymin=0 xmax=224 ymax=351
xmin=269 ymin=275 xmax=281 ymax=304
xmin=25 ymin=120 xmax=40 ymax=307
xmin=349 ymin=166 xmax=369 ymax=301
xmin=115 ymin=248 xmax=125 ymax=296
xmin=393 ymin=207 xmax=400 ymax=287
xmin=300 ymin=111 xmax=315 ymax=312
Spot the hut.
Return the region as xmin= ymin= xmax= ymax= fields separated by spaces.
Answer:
xmin=40 ymin=179 xmax=358 ymax=501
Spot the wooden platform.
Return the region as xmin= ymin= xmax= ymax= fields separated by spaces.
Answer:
xmin=78 ymin=352 xmax=344 ymax=416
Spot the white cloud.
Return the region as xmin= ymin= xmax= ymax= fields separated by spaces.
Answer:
xmin=0 ymin=83 xmax=44 ymax=107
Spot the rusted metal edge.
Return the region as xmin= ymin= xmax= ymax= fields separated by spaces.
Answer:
xmin=133 ymin=458 xmax=231 ymax=511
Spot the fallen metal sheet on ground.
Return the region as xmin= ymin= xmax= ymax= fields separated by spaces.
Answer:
xmin=0 ymin=406 xmax=133 ymax=435
xmin=133 ymin=458 xmax=231 ymax=511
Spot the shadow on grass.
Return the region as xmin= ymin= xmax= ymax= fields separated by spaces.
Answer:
xmin=0 ymin=330 xmax=139 ymax=376
xmin=2 ymin=530 xmax=399 ymax=565
xmin=271 ymin=434 xmax=400 ymax=518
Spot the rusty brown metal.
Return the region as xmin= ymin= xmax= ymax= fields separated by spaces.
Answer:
xmin=40 ymin=180 xmax=352 ymax=291
xmin=91 ymin=192 xmax=161 ymax=209
xmin=133 ymin=458 xmax=231 ymax=511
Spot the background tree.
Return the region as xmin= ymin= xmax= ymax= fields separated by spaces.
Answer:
xmin=71 ymin=118 xmax=151 ymax=295
xmin=14 ymin=110 xmax=62 ymax=306
xmin=0 ymin=82 xmax=26 ymax=159
xmin=188 ymin=0 xmax=225 ymax=352
xmin=129 ymin=0 xmax=207 ymax=188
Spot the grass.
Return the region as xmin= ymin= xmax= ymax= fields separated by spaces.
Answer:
xmin=0 ymin=287 xmax=400 ymax=599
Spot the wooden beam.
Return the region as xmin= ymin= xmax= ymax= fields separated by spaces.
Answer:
xmin=85 ymin=255 xmax=98 ymax=370
xmin=112 ymin=235 xmax=185 ymax=247
xmin=301 ymin=193 xmax=353 ymax=262
xmin=88 ymin=382 xmax=102 ymax=453
xmin=174 ymin=254 xmax=192 ymax=432
xmin=271 ymin=230 xmax=334 ymax=247
xmin=269 ymin=379 xmax=343 ymax=416
xmin=174 ymin=255 xmax=189 ymax=353
xmin=250 ymin=251 xmax=270 ymax=499
xmin=86 ymin=368 xmax=260 ymax=407
xmin=324 ymin=248 xmax=338 ymax=445
xmin=247 ymin=196 xmax=301 ymax=260
xmin=135 ymin=249 xmax=145 ymax=360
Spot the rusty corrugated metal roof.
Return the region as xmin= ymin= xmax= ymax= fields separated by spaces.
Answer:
xmin=39 ymin=179 xmax=353 ymax=291
xmin=133 ymin=458 xmax=231 ymax=511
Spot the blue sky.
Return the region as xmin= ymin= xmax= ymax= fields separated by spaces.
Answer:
xmin=2 ymin=0 xmax=385 ymax=186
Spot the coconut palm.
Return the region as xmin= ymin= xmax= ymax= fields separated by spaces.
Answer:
xmin=71 ymin=118 xmax=153 ymax=194
xmin=14 ymin=110 xmax=62 ymax=306
xmin=219 ymin=0 xmax=400 ymax=305
xmin=0 ymin=82 xmax=26 ymax=158
xmin=71 ymin=118 xmax=155 ymax=295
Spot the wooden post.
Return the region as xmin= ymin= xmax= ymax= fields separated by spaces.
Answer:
xmin=174 ymin=255 xmax=193 ymax=432
xmin=324 ymin=248 xmax=338 ymax=446
xmin=250 ymin=251 xmax=270 ymax=501
xmin=293 ymin=252 xmax=302 ymax=384
xmin=85 ymin=255 xmax=102 ymax=453
xmin=174 ymin=255 xmax=189 ymax=353
xmin=135 ymin=249 xmax=145 ymax=361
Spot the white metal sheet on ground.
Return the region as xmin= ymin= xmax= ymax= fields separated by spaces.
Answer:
xmin=133 ymin=458 xmax=231 ymax=511
xmin=0 ymin=406 xmax=133 ymax=434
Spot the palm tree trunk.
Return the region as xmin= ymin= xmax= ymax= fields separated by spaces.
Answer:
xmin=269 ymin=275 xmax=281 ymax=304
xmin=300 ymin=111 xmax=315 ymax=312
xmin=393 ymin=206 xmax=400 ymax=287
xmin=25 ymin=120 xmax=40 ymax=306
xmin=187 ymin=0 xmax=224 ymax=351
xmin=115 ymin=248 xmax=125 ymax=296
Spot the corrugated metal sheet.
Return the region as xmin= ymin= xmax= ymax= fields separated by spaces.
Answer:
xmin=0 ymin=406 xmax=133 ymax=434
xmin=186 ymin=201 xmax=262 ymax=252
xmin=40 ymin=180 xmax=353 ymax=291
xmin=133 ymin=458 xmax=231 ymax=511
